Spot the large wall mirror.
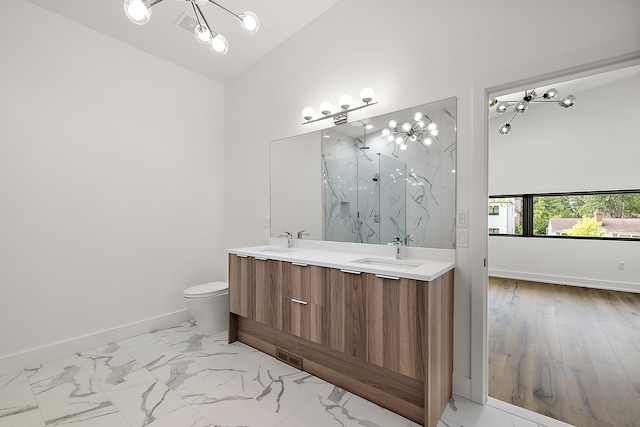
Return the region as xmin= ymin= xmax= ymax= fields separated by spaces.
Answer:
xmin=271 ymin=97 xmax=457 ymax=249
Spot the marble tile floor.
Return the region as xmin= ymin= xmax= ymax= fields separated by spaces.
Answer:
xmin=1 ymin=321 xmax=563 ymax=427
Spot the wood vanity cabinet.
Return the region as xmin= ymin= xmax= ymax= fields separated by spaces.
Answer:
xmin=323 ymin=269 xmax=368 ymax=359
xmin=228 ymin=254 xmax=283 ymax=330
xmin=229 ymin=252 xmax=454 ymax=427
xmin=281 ymin=262 xmax=324 ymax=344
xmin=366 ymin=273 xmax=425 ymax=381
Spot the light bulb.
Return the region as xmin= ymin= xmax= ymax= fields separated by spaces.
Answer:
xmin=302 ymin=107 xmax=315 ymax=121
xmin=417 ymin=120 xmax=425 ymax=128
xmin=387 ymin=135 xmax=395 ymax=142
xmin=195 ymin=24 xmax=211 ymax=44
xmin=559 ymin=95 xmax=576 ymax=108
xmin=240 ymin=11 xmax=259 ymax=34
xmin=543 ymin=88 xmax=558 ymax=99
xmin=338 ymin=94 xmax=353 ymax=110
xmin=430 ymin=129 xmax=439 ymax=136
xmin=320 ymin=101 xmax=333 ymax=115
xmin=360 ymin=87 xmax=375 ymax=103
xmin=124 ymin=0 xmax=151 ymax=25
xmin=427 ymin=122 xmax=438 ymax=132
xmin=413 ymin=111 xmax=423 ymax=121
xmin=388 ymin=119 xmax=398 ymax=129
xmin=514 ymin=100 xmax=529 ymax=113
xmin=410 ymin=134 xmax=417 ymax=142
xmin=401 ymin=122 xmax=412 ymax=132
xmin=381 ymin=128 xmax=391 ymax=137
xmin=400 ymin=143 xmax=408 ymax=151
xmin=210 ymin=34 xmax=228 ymax=55
xmin=499 ymin=123 xmax=511 ymax=134
xmin=423 ymin=137 xmax=433 ymax=146
xmin=395 ymin=136 xmax=404 ymax=145
xmin=495 ymin=101 xmax=509 ymax=114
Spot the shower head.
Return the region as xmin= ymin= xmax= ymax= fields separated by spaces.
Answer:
xmin=373 ymin=173 xmax=380 ymax=182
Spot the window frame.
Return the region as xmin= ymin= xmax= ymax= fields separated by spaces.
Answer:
xmin=489 ymin=189 xmax=640 ymax=242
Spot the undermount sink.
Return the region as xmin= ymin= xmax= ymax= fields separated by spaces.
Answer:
xmin=351 ymin=257 xmax=423 ymax=269
xmin=258 ymin=247 xmax=299 ymax=253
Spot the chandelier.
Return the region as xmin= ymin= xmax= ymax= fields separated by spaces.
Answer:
xmin=123 ymin=0 xmax=259 ymax=55
xmin=489 ymin=88 xmax=576 ymax=134
xmin=381 ymin=111 xmax=438 ymax=150
xmin=302 ymin=87 xmax=377 ymax=126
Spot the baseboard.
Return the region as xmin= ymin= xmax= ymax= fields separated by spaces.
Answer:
xmin=0 ymin=309 xmax=192 ymax=376
xmin=489 ymin=269 xmax=640 ymax=294
xmin=486 ymin=397 xmax=575 ymax=427
xmin=453 ymin=373 xmax=471 ymax=400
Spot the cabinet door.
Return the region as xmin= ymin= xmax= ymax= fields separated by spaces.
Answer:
xmin=254 ymin=258 xmax=283 ymax=330
xmin=282 ymin=263 xmax=324 ymax=344
xmin=323 ymin=269 xmax=367 ymax=359
xmin=229 ymin=254 xmax=255 ymax=318
xmin=367 ymin=273 xmax=425 ymax=381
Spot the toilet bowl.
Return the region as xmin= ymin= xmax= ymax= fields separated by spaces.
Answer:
xmin=183 ymin=281 xmax=229 ymax=335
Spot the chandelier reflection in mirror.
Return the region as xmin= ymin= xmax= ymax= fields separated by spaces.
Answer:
xmin=489 ymin=88 xmax=576 ymax=135
xmin=302 ymin=87 xmax=377 ymax=126
xmin=123 ymin=0 xmax=259 ymax=55
xmin=380 ymin=111 xmax=439 ymax=150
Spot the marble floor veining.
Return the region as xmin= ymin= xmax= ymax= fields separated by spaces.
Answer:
xmin=1 ymin=321 xmax=560 ymax=427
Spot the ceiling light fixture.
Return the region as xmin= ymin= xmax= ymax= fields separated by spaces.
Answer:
xmin=381 ymin=111 xmax=438 ymax=151
xmin=489 ymin=88 xmax=575 ymax=134
xmin=302 ymin=87 xmax=377 ymax=126
xmin=124 ymin=0 xmax=259 ymax=55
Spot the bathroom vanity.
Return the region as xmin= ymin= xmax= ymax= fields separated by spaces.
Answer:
xmin=227 ymin=244 xmax=454 ymax=427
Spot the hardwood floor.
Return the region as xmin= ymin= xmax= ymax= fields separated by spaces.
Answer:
xmin=489 ymin=277 xmax=640 ymax=427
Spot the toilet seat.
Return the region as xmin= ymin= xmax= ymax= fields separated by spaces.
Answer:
xmin=183 ymin=281 xmax=228 ymax=299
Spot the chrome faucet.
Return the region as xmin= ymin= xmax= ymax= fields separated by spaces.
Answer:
xmin=404 ymin=234 xmax=415 ymax=246
xmin=388 ymin=236 xmax=403 ymax=259
xmin=279 ymin=232 xmax=292 ymax=248
xmin=297 ymin=230 xmax=310 ymax=239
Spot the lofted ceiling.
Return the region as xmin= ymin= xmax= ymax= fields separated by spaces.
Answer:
xmin=24 ymin=0 xmax=341 ymax=83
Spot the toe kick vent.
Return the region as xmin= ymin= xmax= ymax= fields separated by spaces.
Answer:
xmin=276 ymin=348 xmax=303 ymax=370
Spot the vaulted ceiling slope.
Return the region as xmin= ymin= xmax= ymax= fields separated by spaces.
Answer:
xmin=24 ymin=0 xmax=342 ymax=83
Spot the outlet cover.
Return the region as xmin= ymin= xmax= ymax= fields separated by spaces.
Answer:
xmin=618 ymin=261 xmax=625 ymax=270
xmin=458 ymin=229 xmax=469 ymax=248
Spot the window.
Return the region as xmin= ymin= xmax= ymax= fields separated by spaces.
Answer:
xmin=489 ymin=190 xmax=640 ymax=240
xmin=487 ymin=197 xmax=523 ymax=235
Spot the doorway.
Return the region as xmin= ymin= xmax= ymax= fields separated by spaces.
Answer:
xmin=485 ymin=62 xmax=640 ymax=426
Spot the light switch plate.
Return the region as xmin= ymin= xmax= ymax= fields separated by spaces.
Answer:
xmin=457 ymin=210 xmax=468 ymax=228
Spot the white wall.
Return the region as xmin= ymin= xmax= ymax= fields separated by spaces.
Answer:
xmin=224 ymin=0 xmax=640 ymax=400
xmin=488 ymin=75 xmax=640 ymax=292
xmin=0 ymin=1 xmax=226 ymax=366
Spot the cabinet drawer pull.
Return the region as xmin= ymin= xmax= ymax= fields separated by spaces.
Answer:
xmin=291 ymin=298 xmax=308 ymax=305
xmin=375 ymin=274 xmax=400 ymax=280
xmin=292 ymin=262 xmax=308 ymax=267
xmin=254 ymin=257 xmax=268 ymax=261
xmin=340 ymin=269 xmax=361 ymax=275
xmin=236 ymin=255 xmax=248 ymax=258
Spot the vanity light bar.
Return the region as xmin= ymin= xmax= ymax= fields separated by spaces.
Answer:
xmin=302 ymin=87 xmax=377 ymax=126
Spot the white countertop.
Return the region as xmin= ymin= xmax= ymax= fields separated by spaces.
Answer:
xmin=228 ymin=245 xmax=455 ymax=282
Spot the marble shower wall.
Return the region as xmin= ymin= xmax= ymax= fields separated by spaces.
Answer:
xmin=322 ymin=98 xmax=456 ymax=248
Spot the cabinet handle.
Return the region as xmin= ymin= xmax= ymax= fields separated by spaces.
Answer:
xmin=340 ymin=269 xmax=361 ymax=275
xmin=254 ymin=257 xmax=268 ymax=261
xmin=236 ymin=255 xmax=248 ymax=258
xmin=375 ymin=274 xmax=400 ymax=280
xmin=292 ymin=262 xmax=308 ymax=267
xmin=291 ymin=298 xmax=308 ymax=305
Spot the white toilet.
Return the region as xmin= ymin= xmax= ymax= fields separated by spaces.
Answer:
xmin=183 ymin=281 xmax=229 ymax=335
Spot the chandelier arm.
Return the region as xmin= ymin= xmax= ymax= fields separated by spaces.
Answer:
xmin=208 ymin=0 xmax=242 ymax=20
xmin=190 ymin=1 xmax=203 ymax=26
xmin=147 ymin=0 xmax=166 ymax=7
xmin=506 ymin=112 xmax=518 ymax=125
xmin=195 ymin=4 xmax=218 ymax=36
